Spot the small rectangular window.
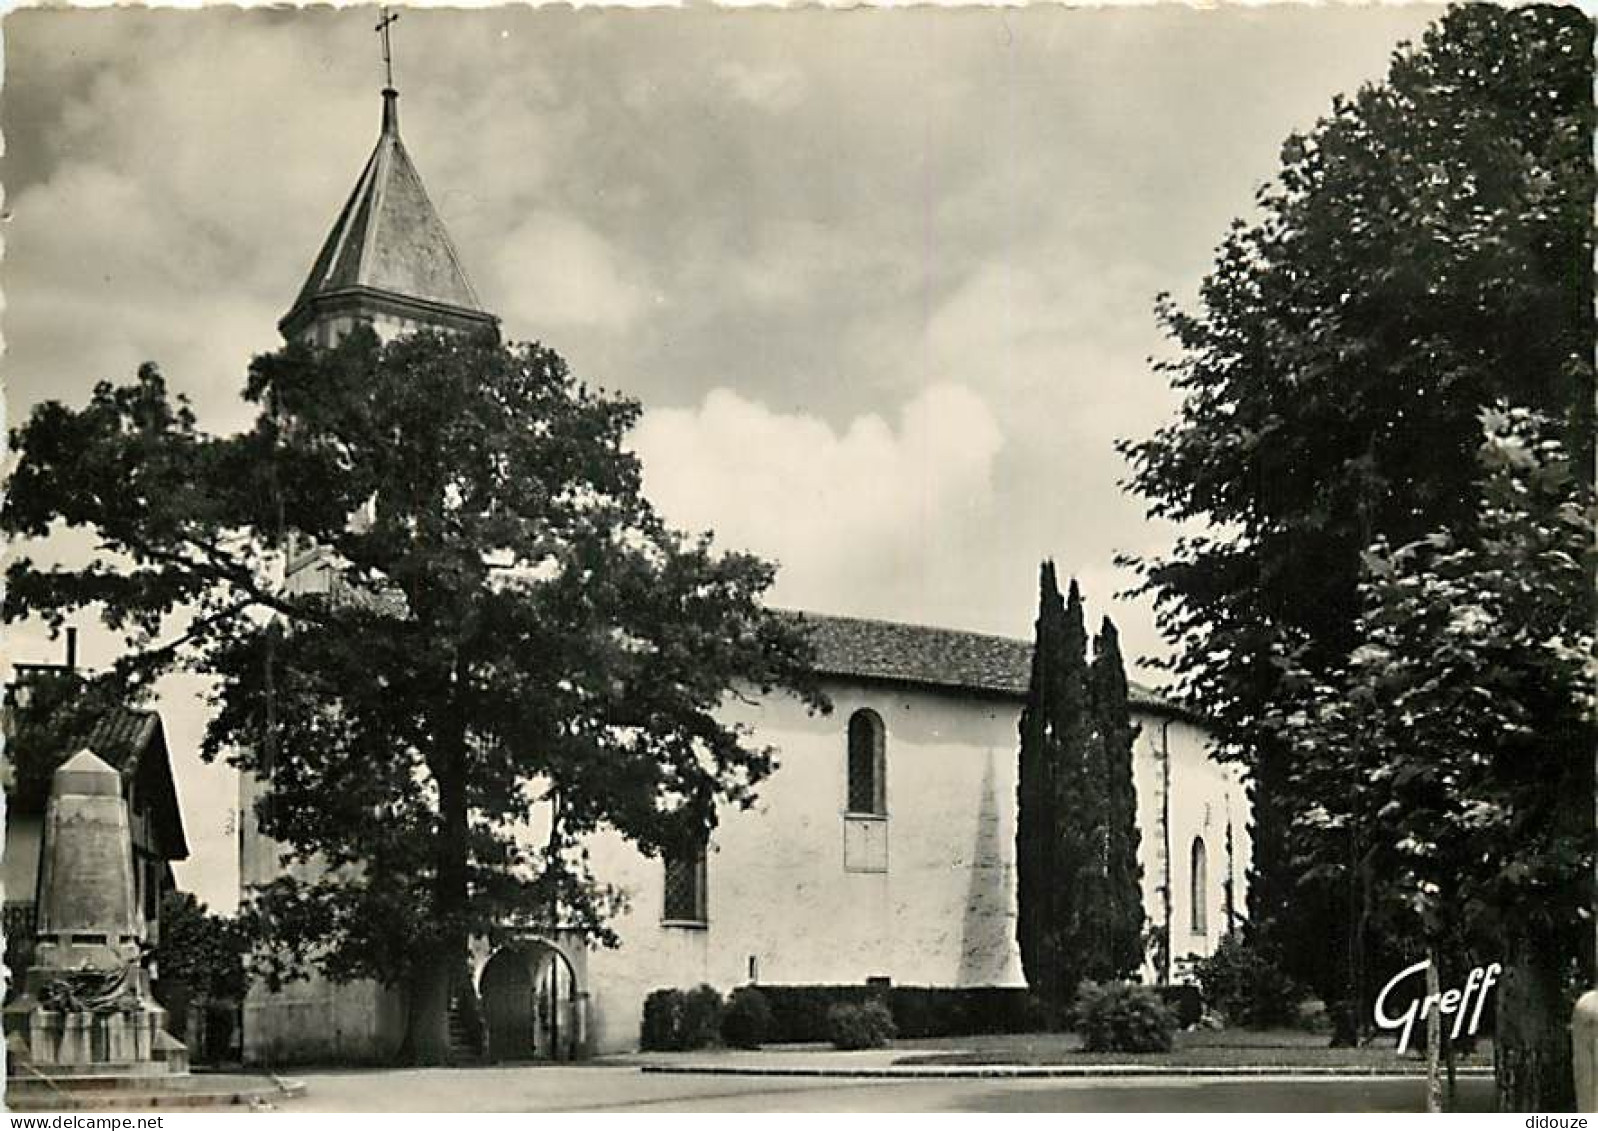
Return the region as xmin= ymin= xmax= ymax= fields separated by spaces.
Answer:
xmin=663 ymin=842 xmax=708 ymax=925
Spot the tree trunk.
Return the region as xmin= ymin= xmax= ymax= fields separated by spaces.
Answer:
xmin=1444 ymin=1015 xmax=1458 ymax=1112
xmin=1496 ymin=935 xmax=1575 ymax=1112
xmin=401 ymin=956 xmax=454 ymax=1065
xmin=1426 ymin=948 xmax=1443 ymax=1113
xmin=402 ymin=678 xmax=476 ymax=1065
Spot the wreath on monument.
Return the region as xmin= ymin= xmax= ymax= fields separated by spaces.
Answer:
xmin=37 ymin=964 xmax=140 ymax=1014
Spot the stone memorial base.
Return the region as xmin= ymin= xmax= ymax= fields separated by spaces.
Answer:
xmin=5 ymin=1003 xmax=189 ymax=1079
xmin=5 ymin=965 xmax=188 ymax=1080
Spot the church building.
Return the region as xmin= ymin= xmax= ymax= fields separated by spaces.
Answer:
xmin=238 ymin=83 xmax=1249 ymax=1064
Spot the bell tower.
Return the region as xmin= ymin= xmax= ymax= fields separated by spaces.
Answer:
xmin=279 ymin=28 xmax=498 ymax=346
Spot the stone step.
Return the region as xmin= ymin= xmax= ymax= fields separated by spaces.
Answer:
xmin=11 ymin=1073 xmax=178 ymax=1091
xmin=5 ymin=1074 xmax=304 ymax=1112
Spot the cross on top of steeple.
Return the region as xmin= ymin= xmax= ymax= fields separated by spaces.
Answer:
xmin=277 ymin=11 xmax=498 ymax=344
xmin=375 ymin=7 xmax=400 ymax=91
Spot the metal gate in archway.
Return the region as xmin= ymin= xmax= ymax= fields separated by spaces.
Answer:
xmin=478 ymin=939 xmax=582 ymax=1061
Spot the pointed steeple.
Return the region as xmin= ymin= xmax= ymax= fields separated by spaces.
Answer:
xmin=281 ymin=88 xmax=498 ymax=344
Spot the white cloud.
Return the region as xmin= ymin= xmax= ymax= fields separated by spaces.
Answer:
xmin=632 ymin=383 xmax=1002 ymax=617
xmin=489 ymin=211 xmax=651 ymax=334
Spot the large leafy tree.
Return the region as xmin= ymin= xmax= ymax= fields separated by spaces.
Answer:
xmin=1287 ymin=409 xmax=1594 ymax=1110
xmin=1120 ymin=3 xmax=1592 ymax=1019
xmin=3 ymin=326 xmax=824 ymax=1063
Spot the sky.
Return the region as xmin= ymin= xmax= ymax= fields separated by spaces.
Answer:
xmin=3 ymin=3 xmax=1444 ymax=909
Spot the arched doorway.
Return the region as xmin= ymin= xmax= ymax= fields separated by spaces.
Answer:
xmin=478 ymin=940 xmax=581 ymax=1061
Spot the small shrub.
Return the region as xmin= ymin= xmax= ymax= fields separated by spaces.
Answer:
xmin=1182 ymin=932 xmax=1304 ymax=1029
xmin=640 ymin=984 xmax=724 ymax=1050
xmin=1075 ymin=981 xmax=1176 ymax=1053
xmin=721 ymin=986 xmax=773 ymax=1049
xmin=641 ymin=988 xmax=685 ymax=1051
xmin=827 ymin=1000 xmax=897 ymax=1050
xmin=1296 ymin=997 xmax=1331 ymax=1034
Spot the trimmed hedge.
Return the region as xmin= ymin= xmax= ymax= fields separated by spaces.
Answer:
xmin=642 ymin=982 xmax=1194 ymax=1048
xmin=721 ymin=986 xmax=773 ymax=1049
xmin=754 ymin=985 xmax=1047 ymax=1043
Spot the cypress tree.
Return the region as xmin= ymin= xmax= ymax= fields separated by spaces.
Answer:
xmin=1055 ymin=579 xmax=1112 ymax=993
xmin=1016 ymin=562 xmax=1067 ymax=1004
xmin=1090 ymin=615 xmax=1145 ymax=980
xmin=1018 ymin=569 xmax=1138 ymax=1006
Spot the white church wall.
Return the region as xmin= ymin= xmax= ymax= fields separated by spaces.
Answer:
xmin=237 ymin=668 xmax=1250 ymax=1060
xmin=577 ymin=679 xmax=1250 ymax=1054
xmin=243 ymin=975 xmax=407 ymax=1066
xmin=1131 ymin=716 xmax=1171 ymax=982
xmin=582 ymin=677 xmax=1025 ymax=1054
xmin=1164 ymin=715 xmax=1249 ymax=972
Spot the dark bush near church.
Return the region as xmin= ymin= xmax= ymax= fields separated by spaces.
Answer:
xmin=640 ymin=988 xmax=683 ymax=1050
xmin=827 ymin=1000 xmax=897 ymax=1050
xmin=1075 ymin=981 xmax=1176 ymax=1053
xmin=1182 ymin=932 xmax=1304 ymax=1028
xmin=1155 ymin=983 xmax=1204 ymax=1029
xmin=640 ymin=985 xmax=725 ymax=1050
xmin=720 ymin=986 xmax=773 ymax=1049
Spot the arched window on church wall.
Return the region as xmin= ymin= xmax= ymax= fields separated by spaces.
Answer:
xmin=846 ymin=709 xmax=886 ymax=816
xmin=1190 ymin=836 xmax=1208 ymax=936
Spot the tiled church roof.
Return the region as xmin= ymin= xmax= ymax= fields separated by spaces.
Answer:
xmin=784 ymin=610 xmax=1179 ymax=713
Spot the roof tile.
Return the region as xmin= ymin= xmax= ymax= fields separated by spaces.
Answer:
xmin=783 ymin=610 xmax=1175 ymax=711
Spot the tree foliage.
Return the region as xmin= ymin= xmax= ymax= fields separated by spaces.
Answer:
xmin=1016 ymin=563 xmax=1144 ymax=1007
xmin=1016 ymin=562 xmax=1076 ymax=1006
xmin=1 ymin=667 xmax=139 ymax=813
xmin=156 ymin=891 xmax=249 ymax=1003
xmin=1282 ymin=409 xmax=1593 ymax=1108
xmin=1119 ymin=4 xmax=1593 ymax=1107
xmin=1090 ymin=616 xmax=1146 ymax=982
xmin=1119 ymin=2 xmax=1592 ymax=1001
xmin=2 ymin=326 xmax=825 ymax=1062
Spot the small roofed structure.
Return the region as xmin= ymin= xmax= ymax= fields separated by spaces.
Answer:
xmin=5 ymin=706 xmax=188 ymax=927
